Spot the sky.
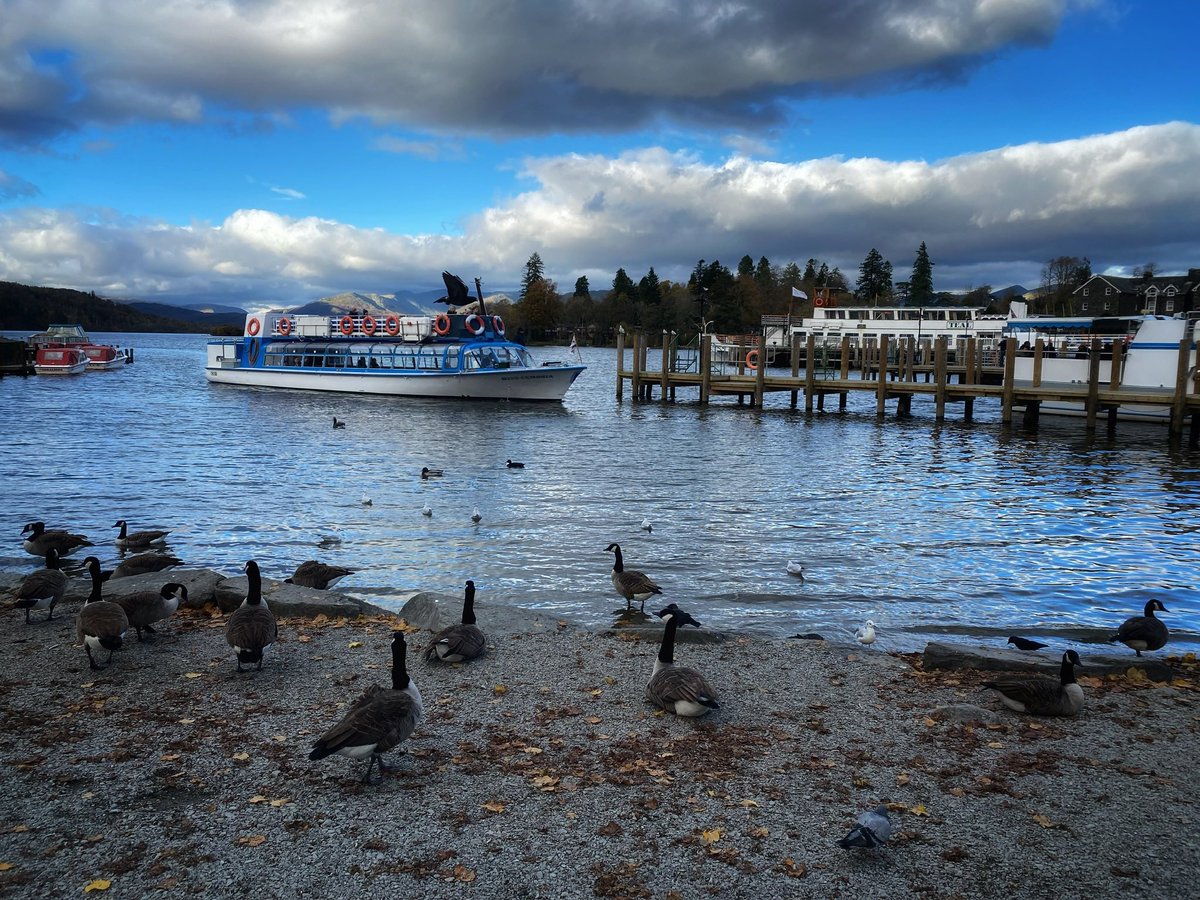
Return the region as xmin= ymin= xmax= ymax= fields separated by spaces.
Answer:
xmin=0 ymin=0 xmax=1197 ymax=308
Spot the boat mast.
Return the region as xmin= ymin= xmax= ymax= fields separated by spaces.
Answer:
xmin=474 ymin=278 xmax=489 ymax=318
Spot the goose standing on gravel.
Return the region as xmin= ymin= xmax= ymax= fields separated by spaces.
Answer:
xmin=1110 ymin=599 xmax=1170 ymax=656
xmin=838 ymin=804 xmax=893 ymax=851
xmin=983 ymin=649 xmax=1085 ymax=716
xmin=115 ymin=583 xmax=187 ymax=641
xmin=645 ymin=604 xmax=720 ymax=717
xmin=77 ymin=556 xmax=128 ymax=670
xmin=21 ymin=521 xmax=92 ymax=558
xmin=225 ymin=560 xmax=278 ymax=673
xmin=111 ymin=552 xmax=183 ymax=580
xmin=605 ymin=543 xmax=662 ymax=612
xmin=13 ymin=548 xmax=70 ymax=623
xmin=424 ymin=580 xmax=486 ymax=663
xmin=113 ymin=519 xmax=170 ymax=549
xmin=309 ymin=631 xmax=424 ymax=784
xmin=285 ymin=560 xmax=354 ymax=590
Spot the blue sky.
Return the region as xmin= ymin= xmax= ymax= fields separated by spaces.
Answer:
xmin=0 ymin=1 xmax=1197 ymax=307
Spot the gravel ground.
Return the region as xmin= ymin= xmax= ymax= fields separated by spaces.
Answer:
xmin=1 ymin=600 xmax=1197 ymax=899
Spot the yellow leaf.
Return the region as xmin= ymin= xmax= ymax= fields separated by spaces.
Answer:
xmin=895 ymin=772 xmax=911 ymax=786
xmin=248 ymin=795 xmax=267 ymax=804
xmin=11 ymin=825 xmax=29 ymax=833
xmin=603 ymin=676 xmax=616 ymax=685
xmin=1032 ymin=814 xmax=1055 ymax=829
xmin=492 ymin=684 xmax=508 ymax=695
xmin=348 ymin=641 xmax=363 ymax=649
xmin=183 ymin=672 xmax=203 ymax=679
xmin=910 ymin=803 xmax=929 ymax=817
xmin=453 ymin=865 xmax=476 ymax=883
xmin=922 ymin=716 xmax=937 ymax=727
xmin=269 ymin=798 xmax=290 ymax=808
xmin=750 ymin=826 xmax=769 ymax=838
xmin=987 ymin=741 xmax=1004 ymax=749
xmin=80 ymin=682 xmax=95 ymax=689
xmin=237 ymin=835 xmax=267 ymax=847
xmin=482 ymin=801 xmax=506 ymax=814
xmin=178 ymin=718 xmax=195 ymax=725
xmin=584 ymin=716 xmax=602 ymax=725
xmin=700 ymin=828 xmax=721 ymax=846
xmin=739 ymin=799 xmax=759 ymax=808
xmin=83 ymin=879 xmax=112 ymax=893
xmin=232 ymin=752 xmax=250 ymax=761
xmin=298 ymin=635 xmax=312 ymax=643
xmin=522 ymin=746 xmax=544 ymax=755
xmin=0 ymin=863 xmax=13 ymax=871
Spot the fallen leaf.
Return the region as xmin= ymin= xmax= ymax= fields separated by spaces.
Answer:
xmin=80 ymin=682 xmax=95 ymax=689
xmin=0 ymin=863 xmax=13 ymax=872
xmin=232 ymin=752 xmax=250 ymax=762
xmin=11 ymin=825 xmax=29 ymax=833
xmin=298 ymin=635 xmax=312 ymax=643
xmin=584 ymin=716 xmax=602 ymax=725
xmin=895 ymin=772 xmax=911 ymax=786
xmin=749 ymin=826 xmax=769 ymax=838
xmin=482 ymin=801 xmax=506 ymax=814
xmin=1032 ymin=814 xmax=1056 ymax=829
xmin=493 ymin=684 xmax=508 ymax=695
xmin=160 ymin=754 xmax=181 ymax=762
xmin=522 ymin=746 xmax=544 ymax=755
xmin=83 ymin=879 xmax=111 ymax=892
xmin=739 ymin=799 xmax=759 ymax=808
xmin=183 ymin=673 xmax=203 ymax=679
xmin=603 ymin=676 xmax=616 ymax=685
xmin=453 ymin=865 xmax=476 ymax=883
xmin=178 ymin=718 xmax=195 ymax=725
xmin=248 ymin=795 xmax=268 ymax=804
xmin=700 ymin=828 xmax=721 ymax=846
xmin=909 ymin=803 xmax=929 ymax=817
xmin=269 ymin=798 xmax=290 ymax=808
xmin=348 ymin=641 xmax=363 ymax=649
xmin=778 ymin=858 xmax=808 ymax=879
xmin=922 ymin=716 xmax=937 ymax=727
xmin=597 ymin=821 xmax=623 ymax=837
xmin=237 ymin=835 xmax=267 ymax=847
xmin=987 ymin=741 xmax=1004 ymax=749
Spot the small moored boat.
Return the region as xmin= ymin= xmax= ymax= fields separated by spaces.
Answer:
xmin=34 ymin=347 xmax=89 ymax=375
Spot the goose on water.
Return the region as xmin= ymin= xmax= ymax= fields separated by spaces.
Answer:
xmin=116 ymin=583 xmax=187 ymax=641
xmin=310 ymin=632 xmax=424 ymax=784
xmin=1110 ymin=599 xmax=1169 ymax=656
xmin=111 ymin=552 xmax=183 ymax=580
xmin=113 ymin=519 xmax=170 ymax=549
xmin=838 ymin=804 xmax=893 ymax=851
xmin=333 ymin=416 xmax=347 ymax=429
xmin=983 ymin=649 xmax=1085 ymax=716
xmin=424 ymin=580 xmax=486 ymax=663
xmin=605 ymin=543 xmax=662 ymax=612
xmin=420 ymin=467 xmax=444 ymax=479
xmin=77 ymin=556 xmax=128 ymax=671
xmin=13 ymin=548 xmax=70 ymax=623
xmin=506 ymin=459 xmax=525 ymax=469
xmin=21 ymin=521 xmax=92 ymax=558
xmin=285 ymin=560 xmax=354 ymax=590
xmin=645 ymin=603 xmax=720 ymax=717
xmin=225 ymin=560 xmax=278 ymax=673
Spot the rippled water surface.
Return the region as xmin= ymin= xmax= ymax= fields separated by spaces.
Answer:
xmin=3 ymin=331 xmax=1198 ymax=653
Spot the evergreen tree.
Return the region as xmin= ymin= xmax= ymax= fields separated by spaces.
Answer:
xmin=855 ymin=249 xmax=892 ymax=303
xmin=803 ymin=259 xmax=817 ymax=282
xmin=611 ymin=267 xmax=636 ymax=299
xmin=816 ymin=262 xmax=830 ymax=286
xmin=573 ymin=275 xmax=590 ymax=299
xmin=909 ymin=241 xmax=934 ymax=306
xmin=754 ymin=256 xmax=777 ymax=293
xmin=781 ymin=261 xmax=802 ymax=289
xmin=520 ymin=252 xmax=545 ymax=301
xmin=638 ymin=267 xmax=662 ymax=306
xmin=737 ymin=254 xmax=755 ymax=278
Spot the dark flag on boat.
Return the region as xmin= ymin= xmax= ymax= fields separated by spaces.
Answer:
xmin=439 ymin=271 xmax=470 ymax=306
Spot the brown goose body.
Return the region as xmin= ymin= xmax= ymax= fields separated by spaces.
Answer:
xmin=21 ymin=521 xmax=92 ymax=558
xmin=14 ymin=548 xmax=70 ymax=623
xmin=310 ymin=632 xmax=424 ymax=783
xmin=983 ymin=650 xmax=1084 ymax=716
xmin=116 ymin=583 xmax=187 ymax=640
xmin=424 ymin=580 xmax=486 ymax=663
xmin=113 ymin=519 xmax=171 ymax=549
xmin=76 ymin=556 xmax=128 ymax=670
xmin=285 ymin=560 xmax=354 ymax=590
xmin=605 ymin=543 xmax=662 ymax=611
xmin=225 ymin=561 xmax=277 ymax=672
xmin=1111 ymin=599 xmax=1169 ymax=656
xmin=645 ymin=604 xmax=720 ymax=717
xmin=112 ymin=552 xmax=183 ymax=580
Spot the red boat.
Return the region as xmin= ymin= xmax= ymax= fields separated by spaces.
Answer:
xmin=81 ymin=343 xmax=129 ymax=369
xmin=34 ymin=346 xmax=89 ymax=375
xmin=26 ymin=324 xmax=132 ymax=371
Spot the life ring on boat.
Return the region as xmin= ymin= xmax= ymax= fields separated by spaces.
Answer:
xmin=339 ymin=316 xmax=354 ymax=336
xmin=492 ymin=315 xmax=506 ymax=336
xmin=465 ymin=314 xmax=486 ymax=336
xmin=248 ymin=338 xmax=260 ymax=365
xmin=745 ymin=349 xmax=760 ymax=371
xmin=362 ymin=315 xmax=377 ymax=336
xmin=277 ymin=317 xmax=292 ymax=336
xmin=433 ymin=313 xmax=451 ymax=335
xmin=814 ymin=297 xmax=826 ymax=308
xmin=385 ymin=314 xmax=400 ymax=336
xmin=247 ymin=317 xmax=261 ymax=336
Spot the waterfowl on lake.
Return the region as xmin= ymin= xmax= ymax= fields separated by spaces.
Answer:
xmin=983 ymin=650 xmax=1084 ymax=716
xmin=786 ymin=561 xmax=805 ymax=579
xmin=13 ymin=548 xmax=69 ymax=623
xmin=470 ymin=507 xmax=482 ymax=524
xmin=506 ymin=459 xmax=525 ymax=469
xmin=21 ymin=521 xmax=92 ymax=558
xmin=77 ymin=556 xmax=128 ymax=671
xmin=838 ymin=804 xmax=892 ymax=851
xmin=225 ymin=560 xmax=277 ymax=673
xmin=424 ymin=580 xmax=486 ymax=663
xmin=333 ymin=416 xmax=347 ymax=429
xmin=645 ymin=604 xmax=719 ymax=717
xmin=111 ymin=552 xmax=183 ymax=580
xmin=113 ymin=519 xmax=170 ymax=549
xmin=421 ymin=503 xmax=433 ymax=517
xmin=1007 ymin=635 xmax=1048 ymax=651
xmin=605 ymin=542 xmax=662 ymax=612
xmin=1110 ymin=599 xmax=1169 ymax=656
xmin=285 ymin=560 xmax=354 ymax=590
xmin=640 ymin=518 xmax=653 ymax=533
xmin=115 ymin=583 xmax=187 ymax=641
xmin=309 ymin=631 xmax=424 ymax=784
xmin=361 ymin=493 xmax=373 ymax=506
xmin=854 ymin=619 xmax=877 ymax=647
xmin=420 ymin=467 xmax=444 ymax=479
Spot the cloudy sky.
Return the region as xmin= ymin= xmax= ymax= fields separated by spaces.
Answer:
xmin=0 ymin=0 xmax=1196 ymax=307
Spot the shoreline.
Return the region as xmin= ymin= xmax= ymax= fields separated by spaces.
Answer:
xmin=1 ymin=597 xmax=1197 ymax=899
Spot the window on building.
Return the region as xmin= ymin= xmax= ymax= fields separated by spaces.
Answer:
xmin=1166 ymin=300 xmax=1175 ymax=313
xmin=1105 ymin=287 xmax=1112 ymax=295
xmin=1082 ymin=288 xmax=1089 ymax=296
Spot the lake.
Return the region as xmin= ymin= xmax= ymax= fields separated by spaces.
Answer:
xmin=2 ymin=330 xmax=1197 ymax=654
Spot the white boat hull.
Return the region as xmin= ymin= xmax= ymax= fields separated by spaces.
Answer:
xmin=35 ymin=361 xmax=88 ymax=375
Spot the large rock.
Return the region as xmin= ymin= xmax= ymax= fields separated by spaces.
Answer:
xmin=215 ymin=575 xmax=369 ymax=618
xmin=922 ymin=641 xmax=1176 ymax=682
xmin=102 ymin=568 xmax=224 ymax=609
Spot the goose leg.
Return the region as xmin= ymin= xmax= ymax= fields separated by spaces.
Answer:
xmin=361 ymin=754 xmax=380 ymax=784
xmin=85 ymin=645 xmax=103 ymax=671
xmin=24 ymin=608 xmax=31 ymax=625
xmin=144 ymin=624 xmax=157 ymax=634
xmin=376 ymin=755 xmax=401 ymax=774
xmin=46 ymin=607 xmax=55 ymax=622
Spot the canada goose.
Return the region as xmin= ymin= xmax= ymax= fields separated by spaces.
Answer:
xmin=115 ymin=582 xmax=187 ymax=641
xmin=420 ymin=467 xmax=444 ymax=479
xmin=640 ymin=518 xmax=653 ymax=533
xmin=111 ymin=552 xmax=183 ymax=580
xmin=421 ymin=503 xmax=433 ymax=517
xmin=225 ymin=560 xmax=278 ymax=673
xmin=1110 ymin=599 xmax=1169 ymax=656
xmin=506 ymin=459 xmax=525 ymax=469
xmin=854 ymin=619 xmax=877 ymax=647
xmin=76 ymin=556 xmax=128 ymax=670
xmin=13 ymin=548 xmax=70 ymax=623
xmin=470 ymin=507 xmax=482 ymax=524
xmin=786 ymin=561 xmax=804 ymax=579
xmin=645 ymin=604 xmax=719 ymax=717
xmin=983 ymin=650 xmax=1084 ymax=716
xmin=285 ymin=560 xmax=354 ymax=589
xmin=333 ymin=416 xmax=347 ymax=429
xmin=21 ymin=521 xmax=92 ymax=558
xmin=113 ymin=519 xmax=170 ymax=549
xmin=424 ymin=580 xmax=486 ymax=663
xmin=361 ymin=493 xmax=373 ymax=506
xmin=309 ymin=631 xmax=424 ymax=784
xmin=838 ymin=804 xmax=892 ymax=851
xmin=605 ymin=543 xmax=662 ymax=612
xmin=1007 ymin=635 xmax=1048 ymax=651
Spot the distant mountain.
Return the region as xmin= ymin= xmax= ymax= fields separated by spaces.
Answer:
xmin=991 ymin=285 xmax=1028 ymax=301
xmin=0 ymin=282 xmax=215 ymax=333
xmin=128 ymin=301 xmax=246 ymax=329
xmin=179 ymin=301 xmax=248 ymax=315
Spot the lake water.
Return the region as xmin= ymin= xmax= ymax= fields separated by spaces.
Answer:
xmin=2 ymin=331 xmax=1197 ymax=654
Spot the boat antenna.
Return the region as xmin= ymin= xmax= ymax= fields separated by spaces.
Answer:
xmin=474 ymin=277 xmax=489 ymax=318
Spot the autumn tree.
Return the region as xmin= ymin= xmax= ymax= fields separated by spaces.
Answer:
xmin=1040 ymin=255 xmax=1092 ymax=314
xmin=909 ymin=242 xmax=934 ymax=306
xmin=517 ymin=278 xmax=560 ymax=340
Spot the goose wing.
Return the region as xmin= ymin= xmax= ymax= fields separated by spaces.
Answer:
xmin=983 ymin=675 xmax=1066 ymax=714
xmin=424 ymin=624 xmax=486 ymax=661
xmin=310 ymin=689 xmax=420 ymax=758
xmin=1114 ymin=615 xmax=1168 ymax=648
xmin=614 ymin=569 xmax=661 ymax=599
xmin=646 ymin=666 xmax=718 ymax=709
xmin=77 ymin=601 xmax=129 ymax=641
xmin=16 ymin=568 xmax=69 ymax=603
xmin=113 ymin=553 xmax=182 ymax=579
xmin=123 ymin=529 xmax=170 ymax=546
xmin=225 ymin=605 xmax=278 ymax=649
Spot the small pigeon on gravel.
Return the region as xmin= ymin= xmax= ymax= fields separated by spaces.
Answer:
xmin=1007 ymin=635 xmax=1048 ymax=651
xmin=838 ymin=804 xmax=892 ymax=851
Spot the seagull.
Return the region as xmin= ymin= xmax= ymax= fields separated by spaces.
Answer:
xmin=786 ymin=561 xmax=805 ymax=579
xmin=854 ymin=619 xmax=877 ymax=647
xmin=421 ymin=503 xmax=433 ymax=517
xmin=470 ymin=507 xmax=482 ymax=524
xmin=361 ymin=493 xmax=373 ymax=506
xmin=333 ymin=416 xmax=347 ymax=429
xmin=1007 ymin=635 xmax=1048 ymax=651
xmin=640 ymin=518 xmax=653 ymax=533
xmin=837 ymin=804 xmax=892 ymax=851
xmin=506 ymin=459 xmax=525 ymax=469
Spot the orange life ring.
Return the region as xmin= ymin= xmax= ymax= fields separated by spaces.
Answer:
xmin=385 ymin=314 xmax=400 ymax=336
xmin=745 ymin=349 xmax=760 ymax=371
xmin=433 ymin=313 xmax=451 ymax=335
xmin=339 ymin=315 xmax=354 ymax=336
xmin=814 ymin=297 xmax=826 ymax=308
xmin=247 ymin=317 xmax=261 ymax=336
xmin=362 ymin=315 xmax=377 ymax=336
xmin=277 ymin=317 xmax=292 ymax=336
xmin=465 ymin=314 xmax=486 ymax=336
xmin=492 ymin=315 xmax=505 ymax=336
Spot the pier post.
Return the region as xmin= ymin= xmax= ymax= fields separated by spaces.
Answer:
xmin=934 ymin=337 xmax=948 ymax=421
xmin=963 ymin=337 xmax=976 ymax=422
xmin=1085 ymin=337 xmax=1102 ymax=430
xmin=804 ymin=335 xmax=816 ymax=412
xmin=660 ymin=330 xmax=670 ymax=403
xmin=700 ymin=334 xmax=712 ymax=404
xmin=840 ymin=337 xmax=851 ymax=381
xmin=754 ymin=340 xmax=766 ymax=407
xmin=1171 ymin=337 xmax=1190 ymax=435
xmin=631 ymin=332 xmax=643 ymax=402
xmin=615 ymin=330 xmax=625 ymax=401
xmin=790 ymin=334 xmax=801 ymax=409
xmin=1001 ymin=337 xmax=1016 ymax=424
xmin=1032 ymin=339 xmax=1044 ymax=387
xmin=875 ymin=335 xmax=889 ymax=418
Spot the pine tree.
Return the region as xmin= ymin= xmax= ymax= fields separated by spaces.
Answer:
xmin=909 ymin=242 xmax=934 ymax=306
xmin=611 ymin=267 xmax=636 ymax=299
xmin=856 ymin=249 xmax=892 ymax=303
xmin=638 ymin=267 xmax=662 ymax=306
xmin=573 ymin=275 xmax=590 ymax=299
xmin=520 ymin=253 xmax=545 ymax=301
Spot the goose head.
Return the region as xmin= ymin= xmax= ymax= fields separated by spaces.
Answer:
xmin=655 ymin=604 xmax=701 ymax=628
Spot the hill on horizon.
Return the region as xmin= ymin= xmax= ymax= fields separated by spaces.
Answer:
xmin=0 ymin=282 xmax=222 ymax=333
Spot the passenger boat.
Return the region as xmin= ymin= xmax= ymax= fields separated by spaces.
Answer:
xmin=205 ymin=279 xmax=586 ymax=401
xmin=34 ymin=346 xmax=89 ymax=375
xmin=1003 ymin=314 xmax=1200 ymax=423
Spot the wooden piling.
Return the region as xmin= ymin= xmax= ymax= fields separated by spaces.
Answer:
xmin=615 ymin=330 xmax=625 ymax=401
xmin=699 ymin=334 xmax=712 ymax=404
xmin=876 ymin=335 xmax=889 ymax=418
xmin=804 ymin=335 xmax=816 ymax=413
xmin=1171 ymin=337 xmax=1190 ymax=435
xmin=631 ymin=332 xmax=642 ymax=401
xmin=963 ymin=337 xmax=976 ymax=422
xmin=1001 ymin=337 xmax=1016 ymax=424
xmin=790 ymin=334 xmax=801 ymax=408
xmin=1084 ymin=337 xmax=1103 ymax=430
xmin=935 ymin=336 xmax=948 ymax=421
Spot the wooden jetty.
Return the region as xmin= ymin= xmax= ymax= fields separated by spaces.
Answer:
xmin=616 ymin=331 xmax=1200 ymax=437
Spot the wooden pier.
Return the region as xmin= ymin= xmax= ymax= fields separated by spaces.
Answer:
xmin=616 ymin=332 xmax=1200 ymax=437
